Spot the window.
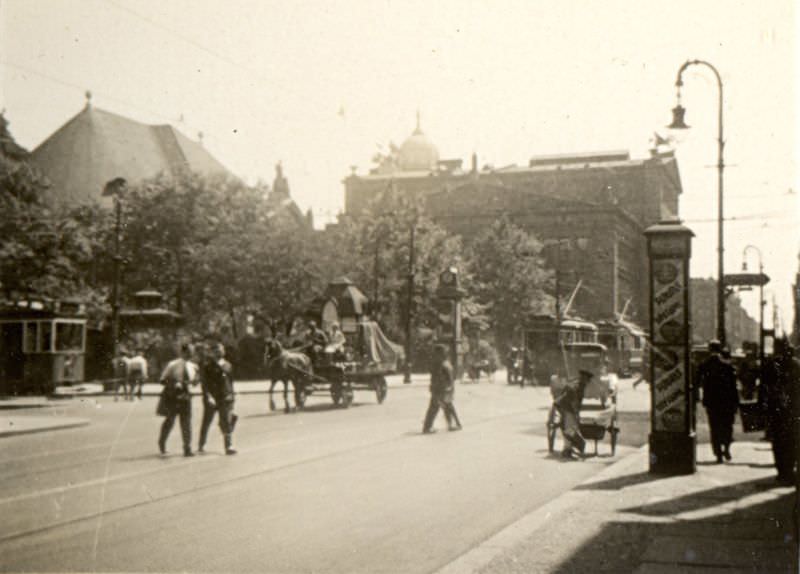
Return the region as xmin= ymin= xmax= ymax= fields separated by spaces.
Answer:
xmin=40 ymin=322 xmax=53 ymax=352
xmin=56 ymin=322 xmax=84 ymax=351
xmin=24 ymin=322 xmax=39 ymax=353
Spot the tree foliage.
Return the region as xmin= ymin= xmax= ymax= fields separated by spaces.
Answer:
xmin=467 ymin=216 xmax=553 ymax=350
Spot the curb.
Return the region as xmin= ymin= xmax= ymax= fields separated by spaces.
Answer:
xmin=0 ymin=418 xmax=90 ymax=438
xmin=435 ymin=444 xmax=649 ymax=574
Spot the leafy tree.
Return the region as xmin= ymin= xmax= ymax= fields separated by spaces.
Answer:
xmin=467 ymin=216 xmax=552 ymax=353
xmin=0 ymin=117 xmax=111 ymax=322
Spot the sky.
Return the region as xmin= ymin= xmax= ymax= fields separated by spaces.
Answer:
xmin=1 ymin=0 xmax=798 ymax=333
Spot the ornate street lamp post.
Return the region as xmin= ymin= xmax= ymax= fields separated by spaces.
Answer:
xmin=669 ymin=59 xmax=726 ymax=346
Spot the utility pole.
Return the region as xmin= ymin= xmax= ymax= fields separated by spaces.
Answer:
xmin=403 ymin=222 xmax=416 ymax=384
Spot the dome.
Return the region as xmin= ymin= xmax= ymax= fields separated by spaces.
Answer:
xmin=397 ymin=115 xmax=439 ymax=171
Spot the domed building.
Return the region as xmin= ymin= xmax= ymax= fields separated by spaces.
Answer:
xmin=343 ymin=114 xmax=686 ymax=326
xmin=397 ymin=114 xmax=440 ymax=171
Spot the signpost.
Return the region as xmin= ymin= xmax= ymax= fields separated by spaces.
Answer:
xmin=645 ymin=220 xmax=696 ymax=475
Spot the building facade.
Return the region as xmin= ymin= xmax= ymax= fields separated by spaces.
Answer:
xmin=344 ymin=119 xmax=683 ymax=324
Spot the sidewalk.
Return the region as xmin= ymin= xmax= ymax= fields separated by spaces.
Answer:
xmin=438 ymin=441 xmax=798 ymax=573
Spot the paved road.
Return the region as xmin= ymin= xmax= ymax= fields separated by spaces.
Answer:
xmin=0 ymin=377 xmax=650 ymax=573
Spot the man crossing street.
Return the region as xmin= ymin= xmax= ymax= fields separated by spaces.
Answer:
xmin=198 ymin=342 xmax=238 ymax=455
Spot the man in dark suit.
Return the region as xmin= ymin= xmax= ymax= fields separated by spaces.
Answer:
xmin=158 ymin=343 xmax=198 ymax=457
xmin=698 ymin=340 xmax=739 ymax=463
xmin=423 ymin=344 xmax=462 ymax=433
xmin=198 ymin=342 xmax=238 ymax=455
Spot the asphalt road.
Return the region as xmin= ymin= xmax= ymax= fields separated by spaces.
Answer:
xmin=0 ymin=376 xmax=651 ymax=573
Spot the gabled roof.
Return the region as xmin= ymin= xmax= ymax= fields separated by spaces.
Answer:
xmin=30 ymin=105 xmax=233 ymax=206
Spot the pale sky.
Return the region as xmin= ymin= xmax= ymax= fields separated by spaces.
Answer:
xmin=1 ymin=0 xmax=798 ymax=333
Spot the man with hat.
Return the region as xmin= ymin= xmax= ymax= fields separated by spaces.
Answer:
xmin=198 ymin=341 xmax=238 ymax=455
xmin=158 ymin=343 xmax=199 ymax=457
xmin=554 ymin=369 xmax=593 ymax=459
xmin=422 ymin=343 xmax=462 ymax=433
xmin=698 ymin=339 xmax=739 ymax=463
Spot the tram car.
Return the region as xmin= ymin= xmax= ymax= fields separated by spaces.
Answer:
xmin=0 ymin=299 xmax=87 ymax=395
xmin=596 ymin=319 xmax=646 ymax=377
xmin=522 ymin=314 xmax=598 ymax=385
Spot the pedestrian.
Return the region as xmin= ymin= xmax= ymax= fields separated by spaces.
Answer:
xmin=766 ymin=339 xmax=798 ymax=485
xmin=304 ymin=320 xmax=329 ymax=363
xmin=554 ymin=369 xmax=593 ymax=459
xmin=112 ymin=349 xmax=131 ymax=401
xmin=698 ymin=340 xmax=739 ymax=463
xmin=198 ymin=342 xmax=238 ymax=455
xmin=127 ymin=348 xmax=148 ymax=400
xmin=422 ymin=344 xmax=462 ymax=433
xmin=157 ymin=343 xmax=199 ymax=457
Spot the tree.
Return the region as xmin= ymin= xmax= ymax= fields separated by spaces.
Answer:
xmin=0 ymin=116 xmax=111 ymax=323
xmin=467 ymin=216 xmax=552 ymax=352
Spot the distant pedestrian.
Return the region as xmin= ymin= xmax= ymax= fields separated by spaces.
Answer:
xmin=698 ymin=340 xmax=739 ymax=463
xmin=422 ymin=344 xmax=462 ymax=433
xmin=765 ymin=339 xmax=798 ymax=485
xmin=127 ymin=349 xmax=148 ymax=400
xmin=554 ymin=369 xmax=593 ymax=459
xmin=198 ymin=342 xmax=238 ymax=455
xmin=157 ymin=343 xmax=199 ymax=457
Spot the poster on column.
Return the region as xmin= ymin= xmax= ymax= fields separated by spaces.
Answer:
xmin=651 ymin=257 xmax=687 ymax=431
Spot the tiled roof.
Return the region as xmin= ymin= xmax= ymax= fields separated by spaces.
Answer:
xmin=31 ymin=105 xmax=233 ymax=205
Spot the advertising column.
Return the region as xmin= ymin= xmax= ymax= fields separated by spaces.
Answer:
xmin=645 ymin=221 xmax=696 ymax=475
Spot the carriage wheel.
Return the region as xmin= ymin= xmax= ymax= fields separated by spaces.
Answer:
xmin=375 ymin=377 xmax=388 ymax=404
xmin=331 ymin=383 xmax=342 ymax=406
xmin=546 ymin=406 xmax=558 ymax=453
xmin=342 ymin=385 xmax=354 ymax=408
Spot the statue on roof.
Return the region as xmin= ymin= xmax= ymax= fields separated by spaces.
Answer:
xmin=272 ymin=161 xmax=290 ymax=196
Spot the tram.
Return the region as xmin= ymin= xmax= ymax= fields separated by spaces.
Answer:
xmin=522 ymin=314 xmax=598 ymax=385
xmin=0 ymin=299 xmax=87 ymax=395
xmin=596 ymin=319 xmax=646 ymax=377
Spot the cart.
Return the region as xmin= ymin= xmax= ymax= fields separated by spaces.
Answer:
xmin=289 ymin=319 xmax=401 ymax=409
xmin=545 ymin=342 xmax=620 ymax=456
xmin=546 ymin=398 xmax=619 ymax=456
xmin=300 ymin=358 xmax=389 ymax=409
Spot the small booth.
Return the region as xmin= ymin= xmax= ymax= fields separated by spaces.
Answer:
xmin=0 ymin=299 xmax=87 ymax=395
xmin=119 ymin=289 xmax=183 ymax=379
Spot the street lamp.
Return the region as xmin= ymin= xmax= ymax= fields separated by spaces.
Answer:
xmin=669 ymin=59 xmax=727 ymax=346
xmin=102 ymin=177 xmax=127 ymax=359
xmin=742 ymin=245 xmax=766 ymax=367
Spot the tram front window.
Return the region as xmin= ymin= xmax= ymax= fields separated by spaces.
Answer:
xmin=56 ymin=322 xmax=83 ymax=351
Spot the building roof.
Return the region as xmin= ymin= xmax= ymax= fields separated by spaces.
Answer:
xmin=30 ymin=104 xmax=233 ymax=206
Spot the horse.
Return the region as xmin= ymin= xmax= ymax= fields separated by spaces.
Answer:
xmin=265 ymin=339 xmax=313 ymax=411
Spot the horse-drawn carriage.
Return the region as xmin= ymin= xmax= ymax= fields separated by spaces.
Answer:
xmin=266 ymin=319 xmax=403 ymax=411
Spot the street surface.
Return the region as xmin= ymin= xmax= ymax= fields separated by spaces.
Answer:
xmin=0 ymin=376 xmax=650 ymax=573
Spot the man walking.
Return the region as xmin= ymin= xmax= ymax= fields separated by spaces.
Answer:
xmin=766 ymin=339 xmax=798 ymax=484
xmin=422 ymin=344 xmax=462 ymax=433
xmin=698 ymin=340 xmax=739 ymax=463
xmin=198 ymin=342 xmax=238 ymax=455
xmin=127 ymin=348 xmax=148 ymax=400
xmin=158 ymin=343 xmax=198 ymax=457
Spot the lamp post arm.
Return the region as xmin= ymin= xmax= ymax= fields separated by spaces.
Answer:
xmin=676 ymin=58 xmax=725 ymax=344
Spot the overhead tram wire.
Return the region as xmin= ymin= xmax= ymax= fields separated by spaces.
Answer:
xmin=100 ymin=0 xmax=341 ymax=128
xmin=0 ymin=60 xmax=221 ymax=146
